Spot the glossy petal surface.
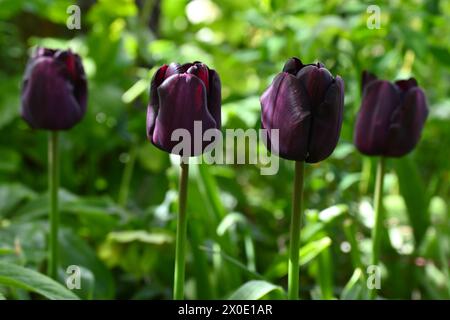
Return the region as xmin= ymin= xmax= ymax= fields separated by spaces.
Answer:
xmin=261 ymin=72 xmax=311 ymax=161
xmin=152 ymin=74 xmax=217 ymax=156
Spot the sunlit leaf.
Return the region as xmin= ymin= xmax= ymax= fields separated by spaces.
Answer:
xmin=0 ymin=262 xmax=79 ymax=300
xmin=228 ymin=280 xmax=284 ymax=300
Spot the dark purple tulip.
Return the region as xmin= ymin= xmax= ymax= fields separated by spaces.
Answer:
xmin=260 ymin=57 xmax=344 ymax=163
xmin=147 ymin=61 xmax=221 ymax=156
xmin=354 ymin=71 xmax=428 ymax=157
xmin=21 ymin=47 xmax=87 ymax=130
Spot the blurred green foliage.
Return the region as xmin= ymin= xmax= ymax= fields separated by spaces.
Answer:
xmin=0 ymin=0 xmax=449 ymax=299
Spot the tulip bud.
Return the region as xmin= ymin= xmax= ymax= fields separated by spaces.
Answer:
xmin=354 ymin=71 xmax=428 ymax=157
xmin=21 ymin=47 xmax=88 ymax=130
xmin=260 ymin=57 xmax=344 ymax=163
xmin=147 ymin=62 xmax=221 ymax=156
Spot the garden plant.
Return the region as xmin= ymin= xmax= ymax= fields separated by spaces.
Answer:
xmin=0 ymin=0 xmax=448 ymax=302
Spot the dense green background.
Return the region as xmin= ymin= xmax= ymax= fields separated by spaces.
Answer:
xmin=0 ymin=0 xmax=449 ymax=299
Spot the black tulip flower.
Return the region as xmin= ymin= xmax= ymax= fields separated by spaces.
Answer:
xmin=21 ymin=47 xmax=87 ymax=130
xmin=354 ymin=71 xmax=428 ymax=157
xmin=260 ymin=57 xmax=344 ymax=163
xmin=147 ymin=61 xmax=221 ymax=156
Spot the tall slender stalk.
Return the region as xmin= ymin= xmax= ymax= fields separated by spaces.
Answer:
xmin=370 ymin=157 xmax=385 ymax=299
xmin=288 ymin=161 xmax=304 ymax=300
xmin=47 ymin=131 xmax=59 ymax=280
xmin=173 ymin=161 xmax=189 ymax=300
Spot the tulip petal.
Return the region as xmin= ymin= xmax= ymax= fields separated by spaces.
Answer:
xmin=72 ymin=55 xmax=88 ymax=116
xmin=282 ymin=57 xmax=304 ymax=75
xmin=297 ymin=65 xmax=334 ymax=107
xmin=395 ymin=78 xmax=418 ymax=92
xmin=54 ymin=51 xmax=88 ymax=116
xmin=354 ymin=80 xmax=401 ymax=155
xmin=165 ymin=62 xmax=193 ymax=79
xmin=147 ymin=64 xmax=168 ymax=140
xmin=260 ymin=72 xmax=311 ymax=161
xmin=207 ymin=68 xmax=222 ymax=129
xmin=187 ymin=63 xmax=209 ymax=92
xmin=21 ymin=57 xmax=84 ymax=130
xmin=306 ymin=76 xmax=344 ymax=163
xmin=384 ymin=87 xmax=428 ymax=157
xmin=152 ymin=74 xmax=217 ymax=156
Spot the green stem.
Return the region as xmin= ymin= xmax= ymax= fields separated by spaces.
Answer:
xmin=288 ymin=161 xmax=304 ymax=300
xmin=173 ymin=161 xmax=189 ymax=300
xmin=370 ymin=156 xmax=385 ymax=299
xmin=47 ymin=131 xmax=59 ymax=280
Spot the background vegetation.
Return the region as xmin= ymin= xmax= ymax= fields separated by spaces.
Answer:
xmin=0 ymin=0 xmax=449 ymax=299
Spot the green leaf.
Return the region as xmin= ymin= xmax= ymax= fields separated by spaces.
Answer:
xmin=341 ymin=268 xmax=367 ymax=300
xmin=0 ymin=183 xmax=36 ymax=217
xmin=217 ymin=212 xmax=247 ymax=236
xmin=318 ymin=204 xmax=348 ymax=223
xmin=59 ymin=229 xmax=115 ymax=299
xmin=107 ymin=230 xmax=172 ymax=244
xmin=394 ymin=157 xmax=430 ymax=245
xmin=300 ymin=237 xmax=332 ymax=265
xmin=228 ymin=280 xmax=284 ymax=300
xmin=0 ymin=262 xmax=79 ymax=300
xmin=264 ymin=237 xmax=332 ymax=279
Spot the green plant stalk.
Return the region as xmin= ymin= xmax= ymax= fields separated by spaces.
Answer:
xmin=288 ymin=161 xmax=304 ymax=300
xmin=47 ymin=131 xmax=59 ymax=280
xmin=173 ymin=161 xmax=189 ymax=300
xmin=370 ymin=157 xmax=385 ymax=299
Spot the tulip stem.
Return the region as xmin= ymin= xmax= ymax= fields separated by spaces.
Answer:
xmin=47 ymin=131 xmax=59 ymax=280
xmin=288 ymin=161 xmax=304 ymax=300
xmin=370 ymin=156 xmax=385 ymax=299
xmin=173 ymin=160 xmax=189 ymax=300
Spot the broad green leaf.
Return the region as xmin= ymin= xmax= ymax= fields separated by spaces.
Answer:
xmin=0 ymin=221 xmax=47 ymax=265
xmin=0 ymin=262 xmax=79 ymax=300
xmin=394 ymin=157 xmax=430 ymax=245
xmin=228 ymin=280 xmax=284 ymax=300
xmin=0 ymin=183 xmax=36 ymax=217
xmin=59 ymin=229 xmax=115 ymax=299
